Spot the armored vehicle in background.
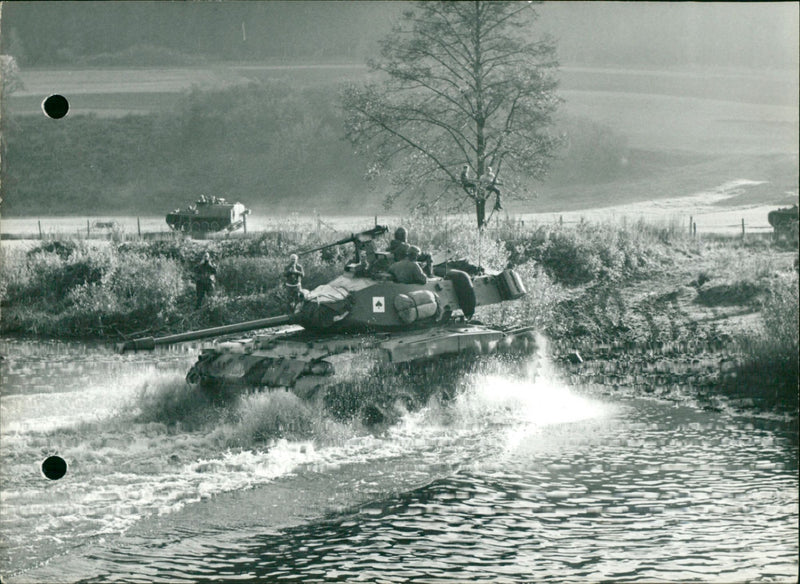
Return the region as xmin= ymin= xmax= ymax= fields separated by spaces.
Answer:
xmin=166 ymin=196 xmax=250 ymax=234
xmin=768 ymin=205 xmax=799 ymax=242
xmin=120 ymin=225 xmax=536 ymax=422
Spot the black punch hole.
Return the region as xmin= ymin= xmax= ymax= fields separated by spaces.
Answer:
xmin=42 ymin=94 xmax=69 ymax=119
xmin=41 ymin=455 xmax=68 ymax=480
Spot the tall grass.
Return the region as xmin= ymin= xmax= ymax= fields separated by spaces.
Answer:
xmin=722 ymin=272 xmax=799 ymax=409
xmin=0 ymin=229 xmax=349 ymax=337
xmin=0 ymin=216 xmax=790 ymax=344
xmin=497 ymin=217 xmax=689 ymax=286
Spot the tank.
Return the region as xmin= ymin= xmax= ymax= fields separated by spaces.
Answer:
xmin=768 ymin=205 xmax=799 ymax=240
xmin=166 ymin=195 xmax=250 ymax=233
xmin=119 ymin=225 xmax=537 ymax=422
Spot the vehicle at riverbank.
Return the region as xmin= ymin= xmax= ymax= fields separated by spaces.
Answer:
xmin=119 ymin=226 xmax=534 ymax=423
xmin=768 ymin=204 xmax=799 ymax=242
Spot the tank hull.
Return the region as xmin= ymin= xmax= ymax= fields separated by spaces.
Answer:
xmin=186 ymin=324 xmax=538 ymax=413
xmin=166 ymin=199 xmax=250 ymax=233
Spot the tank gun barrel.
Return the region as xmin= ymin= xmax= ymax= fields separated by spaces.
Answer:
xmin=117 ymin=314 xmax=296 ymax=352
xmin=296 ymin=225 xmax=388 ymax=257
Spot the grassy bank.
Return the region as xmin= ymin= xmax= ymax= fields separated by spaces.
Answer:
xmin=1 ymin=216 xmax=797 ymax=410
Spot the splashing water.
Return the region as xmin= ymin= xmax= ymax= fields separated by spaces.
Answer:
xmin=0 ymin=335 xmax=609 ymax=577
xmin=3 ymin=337 xmax=796 ymax=583
xmin=382 ymin=334 xmax=609 ymax=468
xmin=454 ymin=335 xmax=608 ymax=450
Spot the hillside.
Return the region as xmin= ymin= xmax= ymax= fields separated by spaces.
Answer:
xmin=1 ymin=62 xmax=796 ymax=220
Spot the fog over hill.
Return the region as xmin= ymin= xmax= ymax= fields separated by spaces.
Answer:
xmin=2 ymin=1 xmax=798 ymax=70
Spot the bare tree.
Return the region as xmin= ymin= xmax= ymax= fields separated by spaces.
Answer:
xmin=342 ymin=0 xmax=561 ymax=229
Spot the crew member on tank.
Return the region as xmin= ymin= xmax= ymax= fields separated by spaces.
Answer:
xmin=284 ymin=254 xmax=306 ymax=309
xmin=194 ymin=251 xmax=217 ymax=309
xmin=389 ymin=245 xmax=428 ymax=284
xmin=347 ymin=249 xmax=370 ymax=277
xmin=387 ymin=227 xmax=409 ymax=261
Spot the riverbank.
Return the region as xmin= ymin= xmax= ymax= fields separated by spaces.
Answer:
xmin=1 ymin=217 xmax=797 ymax=413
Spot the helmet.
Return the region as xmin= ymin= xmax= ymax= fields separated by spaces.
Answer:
xmin=394 ymin=227 xmax=408 ymax=242
xmin=408 ymin=245 xmax=421 ymax=260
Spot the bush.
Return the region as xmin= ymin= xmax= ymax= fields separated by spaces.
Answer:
xmin=539 ymin=229 xmax=605 ymax=285
xmin=19 ymin=245 xmax=115 ymax=307
xmin=501 ymin=220 xmax=673 ymax=287
xmin=718 ymin=272 xmax=799 ymax=410
xmin=1 ymin=243 xmax=189 ymax=336
xmin=761 ymin=272 xmax=799 ymax=356
xmin=217 ymin=257 xmax=283 ymax=295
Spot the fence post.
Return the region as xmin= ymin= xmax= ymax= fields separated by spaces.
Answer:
xmin=693 ymin=221 xmax=697 ymax=237
xmin=741 ymin=218 xmax=745 ymax=239
xmin=38 ymin=220 xmax=43 ymax=240
xmin=137 ymin=217 xmax=141 ymax=238
xmin=87 ymin=219 xmax=90 ymax=237
xmin=689 ymin=216 xmax=693 ymax=236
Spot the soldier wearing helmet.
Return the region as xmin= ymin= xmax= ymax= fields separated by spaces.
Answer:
xmin=194 ymin=251 xmax=217 ymax=309
xmin=389 ymin=244 xmax=428 ymax=284
xmin=387 ymin=226 xmax=409 ymax=261
xmin=283 ymin=253 xmax=306 ymax=311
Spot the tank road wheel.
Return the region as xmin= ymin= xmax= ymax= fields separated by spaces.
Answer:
xmin=186 ymin=367 xmax=202 ymax=385
xmin=210 ymin=221 xmax=220 ymax=232
xmin=201 ymin=221 xmax=210 ymax=232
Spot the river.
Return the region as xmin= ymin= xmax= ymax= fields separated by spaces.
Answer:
xmin=0 ymin=337 xmax=797 ymax=583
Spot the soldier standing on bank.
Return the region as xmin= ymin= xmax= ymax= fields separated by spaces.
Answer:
xmin=195 ymin=251 xmax=217 ymax=309
xmin=284 ymin=254 xmax=306 ymax=310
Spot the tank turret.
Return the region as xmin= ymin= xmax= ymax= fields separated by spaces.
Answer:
xmin=119 ymin=226 xmax=537 ymax=407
